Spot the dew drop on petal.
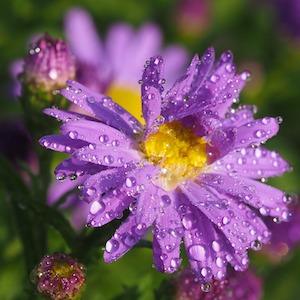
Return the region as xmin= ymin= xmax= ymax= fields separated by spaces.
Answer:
xmin=105 ymin=239 xmax=119 ymax=253
xmin=99 ymin=135 xmax=109 ymax=143
xmin=251 ymin=240 xmax=262 ymax=251
xmin=90 ymin=201 xmax=105 ymax=215
xmin=104 ymin=155 xmax=114 ymax=165
xmin=188 ymin=244 xmax=208 ymax=261
xmin=125 ymin=177 xmax=136 ymax=188
xmin=201 ymin=283 xmax=211 ymax=293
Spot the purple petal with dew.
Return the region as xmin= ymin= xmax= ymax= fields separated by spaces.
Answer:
xmin=60 ymin=119 xmax=137 ymax=149
xmin=47 ymin=175 xmax=87 ymax=206
xmin=198 ymin=173 xmax=289 ymax=221
xmin=121 ymin=164 xmax=158 ymax=197
xmin=54 ymin=157 xmax=104 ymax=181
xmin=222 ymin=105 xmax=255 ymax=128
xmin=60 ymin=81 xmax=142 ymax=138
xmin=133 ymin=183 xmax=161 ymax=227
xmin=182 ymin=202 xmax=251 ymax=281
xmin=87 ymin=189 xmax=134 ymax=227
xmin=104 ymin=214 xmax=149 ymax=263
xmin=180 ymin=181 xmax=270 ymax=251
xmin=206 ymin=127 xmax=236 ymax=163
xmin=82 ymin=167 xmax=128 ymax=203
xmin=141 ymin=55 xmax=163 ymax=134
xmin=211 ymin=73 xmax=248 ymax=117
xmin=152 ymin=191 xmax=183 ymax=273
xmin=210 ymin=147 xmax=290 ymax=179
xmin=39 ymin=134 xmax=88 ymax=153
xmin=44 ymin=107 xmax=99 ymax=123
xmin=235 ymin=117 xmax=279 ymax=148
xmin=73 ymin=144 xmax=142 ymax=167
xmin=162 ymin=54 xmax=200 ymax=120
xmin=162 ymin=45 xmax=189 ymax=91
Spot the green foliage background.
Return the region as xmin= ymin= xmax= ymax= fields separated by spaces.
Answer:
xmin=0 ymin=0 xmax=300 ymax=299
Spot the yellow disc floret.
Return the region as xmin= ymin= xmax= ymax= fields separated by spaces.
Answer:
xmin=143 ymin=121 xmax=207 ymax=191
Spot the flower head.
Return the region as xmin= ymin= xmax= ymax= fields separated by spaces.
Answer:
xmin=31 ymin=253 xmax=85 ymax=300
xmin=22 ymin=34 xmax=76 ymax=92
xmin=40 ymin=48 xmax=290 ymax=283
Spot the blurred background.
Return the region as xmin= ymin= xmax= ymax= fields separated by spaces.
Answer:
xmin=0 ymin=0 xmax=300 ymax=299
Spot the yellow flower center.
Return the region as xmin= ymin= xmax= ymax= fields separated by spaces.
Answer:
xmin=143 ymin=121 xmax=207 ymax=191
xmin=107 ymin=84 xmax=144 ymax=123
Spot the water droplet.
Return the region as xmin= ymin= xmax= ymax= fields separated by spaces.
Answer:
xmin=104 ymin=155 xmax=114 ymax=165
xmin=111 ymin=140 xmax=120 ymax=147
xmin=90 ymin=201 xmax=105 ymax=215
xmin=86 ymin=187 xmax=96 ymax=196
xmin=105 ymin=239 xmax=119 ymax=253
xmin=56 ymin=173 xmax=66 ymax=181
xmin=182 ymin=214 xmax=195 ymax=230
xmin=123 ymin=234 xmax=137 ymax=247
xmin=170 ymin=258 xmax=181 ymax=268
xmin=160 ymin=195 xmax=171 ymax=207
xmin=212 ymin=241 xmax=221 ymax=252
xmin=99 ymin=135 xmax=109 ymax=143
xmin=251 ymin=240 xmax=262 ymax=251
xmin=69 ymin=131 xmax=78 ymax=139
xmin=125 ymin=177 xmax=136 ymax=188
xmin=188 ymin=244 xmax=208 ymax=261
xmin=276 ymin=116 xmax=283 ymax=124
xmin=201 ymin=283 xmax=211 ymax=293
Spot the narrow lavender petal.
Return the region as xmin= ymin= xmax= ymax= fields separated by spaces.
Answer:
xmin=47 ymin=175 xmax=87 ymax=206
xmin=198 ymin=173 xmax=289 ymax=220
xmin=82 ymin=168 xmax=128 ymax=203
xmin=104 ymin=214 xmax=149 ymax=263
xmin=60 ymin=119 xmax=137 ymax=149
xmin=235 ymin=117 xmax=279 ymax=148
xmin=64 ymin=8 xmax=110 ymax=80
xmin=210 ymin=147 xmax=290 ymax=179
xmin=152 ymin=191 xmax=183 ymax=273
xmin=105 ymin=24 xmax=134 ymax=76
xmin=60 ymin=80 xmax=142 ymax=138
xmin=210 ymin=73 xmax=248 ymax=117
xmin=120 ymin=164 xmax=158 ymax=198
xmin=39 ymin=134 xmax=88 ymax=153
xmin=161 ymin=45 xmax=189 ymax=91
xmin=44 ymin=107 xmax=99 ymax=123
xmin=72 ymin=145 xmax=142 ymax=167
xmin=162 ymin=54 xmax=200 ymax=120
xmin=221 ymin=105 xmax=255 ymax=128
xmin=181 ymin=203 xmax=230 ymax=282
xmin=87 ymin=189 xmax=134 ymax=227
xmin=141 ymin=56 xmax=163 ymax=133
xmin=180 ymin=181 xmax=270 ymax=251
xmin=54 ymin=157 xmax=104 ymax=179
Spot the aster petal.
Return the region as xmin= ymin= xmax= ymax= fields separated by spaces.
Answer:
xmin=198 ymin=173 xmax=288 ymax=220
xmin=87 ymin=190 xmax=134 ymax=227
xmin=82 ymin=168 xmax=128 ymax=202
xmin=44 ymin=107 xmax=99 ymax=123
xmin=180 ymin=181 xmax=270 ymax=249
xmin=60 ymin=81 xmax=142 ymax=138
xmin=54 ymin=158 xmax=104 ymax=180
xmin=39 ymin=134 xmax=88 ymax=153
xmin=210 ymin=147 xmax=290 ymax=179
xmin=104 ymin=214 xmax=149 ymax=263
xmin=235 ymin=117 xmax=279 ymax=148
xmin=222 ymin=105 xmax=255 ymax=128
xmin=153 ymin=191 xmax=183 ymax=273
xmin=64 ymin=8 xmax=110 ymax=80
xmin=72 ymin=145 xmax=142 ymax=167
xmin=141 ymin=56 xmax=164 ymax=133
xmin=60 ymin=119 xmax=137 ymax=149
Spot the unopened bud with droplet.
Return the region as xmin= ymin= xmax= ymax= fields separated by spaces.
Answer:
xmin=31 ymin=253 xmax=85 ymax=300
xmin=22 ymin=34 xmax=75 ymax=92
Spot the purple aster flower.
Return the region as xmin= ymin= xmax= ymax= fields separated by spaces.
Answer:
xmin=31 ymin=253 xmax=85 ymax=300
xmin=64 ymin=7 xmax=188 ymax=119
xmin=40 ymin=48 xmax=290 ymax=283
xmin=22 ymin=34 xmax=76 ymax=92
xmin=171 ymin=267 xmax=262 ymax=299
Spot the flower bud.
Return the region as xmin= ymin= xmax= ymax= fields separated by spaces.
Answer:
xmin=22 ymin=34 xmax=75 ymax=92
xmin=31 ymin=253 xmax=85 ymax=300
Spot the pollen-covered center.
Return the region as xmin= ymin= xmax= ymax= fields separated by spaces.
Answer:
xmin=144 ymin=121 xmax=207 ymax=191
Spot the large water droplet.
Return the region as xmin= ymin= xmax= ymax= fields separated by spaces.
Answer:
xmin=99 ymin=135 xmax=109 ymax=143
xmin=125 ymin=177 xmax=136 ymax=188
xmin=201 ymin=283 xmax=211 ymax=293
xmin=188 ymin=244 xmax=208 ymax=261
xmin=182 ymin=214 xmax=195 ymax=230
xmin=105 ymin=239 xmax=119 ymax=253
xmin=90 ymin=201 xmax=105 ymax=215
